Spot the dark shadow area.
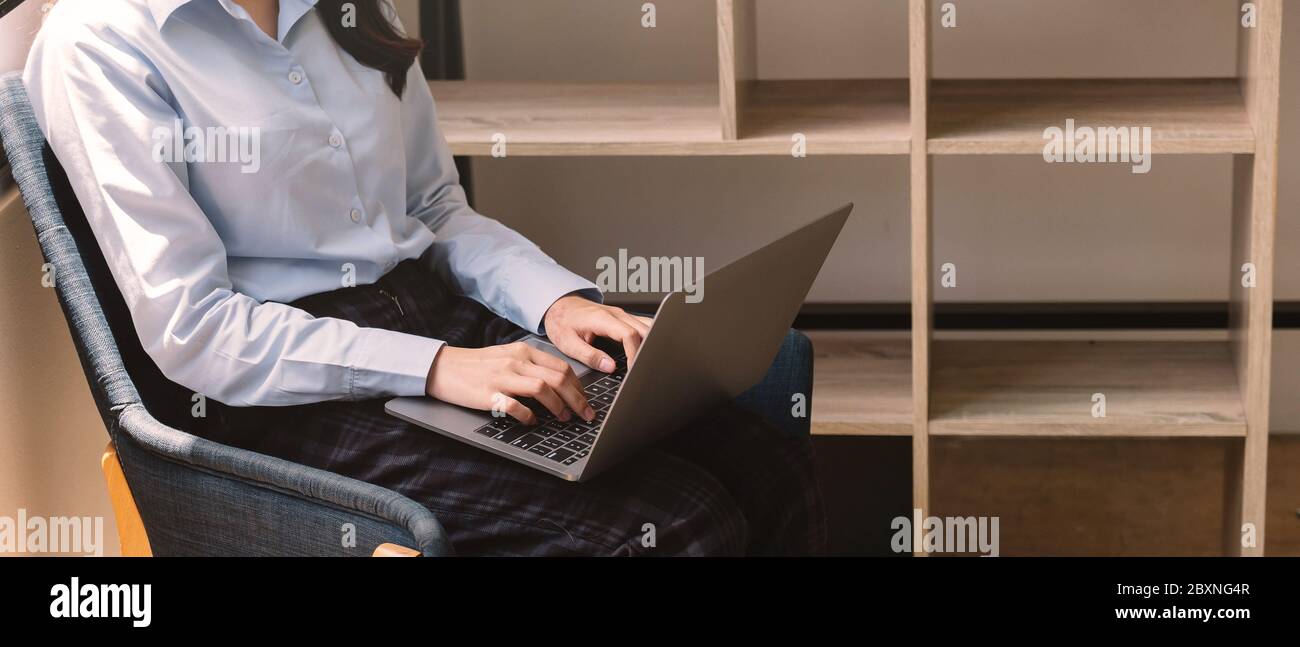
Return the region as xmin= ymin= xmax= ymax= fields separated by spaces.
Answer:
xmin=813 ymin=435 xmax=912 ymax=556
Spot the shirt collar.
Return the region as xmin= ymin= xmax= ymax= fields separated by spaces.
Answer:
xmin=146 ymin=0 xmax=195 ymax=29
xmin=275 ymin=0 xmax=321 ymax=42
xmin=147 ymin=0 xmax=321 ymax=39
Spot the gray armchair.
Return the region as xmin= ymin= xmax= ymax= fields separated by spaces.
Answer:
xmin=1 ymin=71 xmax=452 ymax=557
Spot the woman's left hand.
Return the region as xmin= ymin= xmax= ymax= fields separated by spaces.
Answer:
xmin=542 ymin=296 xmax=654 ymax=373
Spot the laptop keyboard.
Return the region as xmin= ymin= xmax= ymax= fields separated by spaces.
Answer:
xmin=472 ymin=349 xmax=627 ymax=467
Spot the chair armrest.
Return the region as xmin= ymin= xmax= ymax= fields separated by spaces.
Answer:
xmin=112 ymin=404 xmax=453 ymax=557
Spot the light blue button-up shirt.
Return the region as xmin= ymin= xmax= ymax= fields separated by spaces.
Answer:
xmin=24 ymin=0 xmax=598 ymax=406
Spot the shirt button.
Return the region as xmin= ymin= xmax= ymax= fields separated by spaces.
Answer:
xmin=349 ymin=209 xmax=362 ymax=223
xmin=329 ymin=132 xmax=344 ymax=148
xmin=288 ymin=70 xmax=303 ymax=85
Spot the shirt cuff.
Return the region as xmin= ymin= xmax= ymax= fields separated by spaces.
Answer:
xmin=350 ymin=327 xmax=445 ymax=399
xmin=508 ymin=261 xmax=603 ymax=335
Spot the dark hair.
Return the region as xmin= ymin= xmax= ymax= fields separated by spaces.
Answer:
xmin=317 ymin=1 xmax=424 ymax=97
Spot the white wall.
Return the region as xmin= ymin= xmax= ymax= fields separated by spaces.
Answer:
xmin=0 ymin=0 xmax=41 ymax=67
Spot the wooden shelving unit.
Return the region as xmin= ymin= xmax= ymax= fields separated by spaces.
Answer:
xmin=431 ymin=1 xmax=1284 ymax=556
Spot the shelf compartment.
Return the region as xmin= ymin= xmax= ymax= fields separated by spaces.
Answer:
xmin=428 ymin=79 xmax=910 ymax=156
xmin=738 ymin=79 xmax=911 ymax=155
xmin=808 ymin=332 xmax=912 ymax=436
xmin=928 ymin=78 xmax=1256 ymax=155
xmin=929 ymin=340 xmax=1246 ymax=437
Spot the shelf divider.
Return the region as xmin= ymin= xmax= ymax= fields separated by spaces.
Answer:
xmin=908 ymin=0 xmax=933 ymax=555
xmin=1226 ymin=0 xmax=1284 ymax=557
xmin=717 ymin=0 xmax=757 ymax=141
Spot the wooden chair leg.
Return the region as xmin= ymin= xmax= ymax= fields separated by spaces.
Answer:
xmin=101 ymin=442 xmax=153 ymax=557
xmin=372 ymin=543 xmax=421 ymax=557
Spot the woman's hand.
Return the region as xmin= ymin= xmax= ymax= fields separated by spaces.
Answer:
xmin=425 ymin=342 xmax=595 ymax=425
xmin=542 ymin=295 xmax=654 ymax=372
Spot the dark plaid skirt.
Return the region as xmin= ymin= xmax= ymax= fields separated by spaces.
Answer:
xmin=202 ymin=260 xmax=825 ymax=556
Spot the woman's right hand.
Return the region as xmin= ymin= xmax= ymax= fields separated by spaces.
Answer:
xmin=424 ymin=342 xmax=595 ymax=426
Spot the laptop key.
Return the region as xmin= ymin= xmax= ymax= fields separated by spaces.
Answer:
xmin=527 ymin=445 xmax=550 ymax=456
xmin=567 ymin=440 xmax=589 ymax=451
xmin=562 ymin=457 xmax=579 ymax=466
xmin=578 ymin=433 xmax=597 ymax=444
xmin=492 ymin=426 xmax=530 ymax=444
xmin=594 ymin=377 xmax=620 ymax=390
xmin=512 ymin=433 xmax=545 ymax=451
xmin=539 ymin=437 xmax=565 ymax=450
xmin=545 ymin=448 xmax=575 ymax=463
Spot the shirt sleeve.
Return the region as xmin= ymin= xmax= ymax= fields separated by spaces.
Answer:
xmin=23 ymin=19 xmax=442 ymax=407
xmin=398 ymin=62 xmax=603 ymax=334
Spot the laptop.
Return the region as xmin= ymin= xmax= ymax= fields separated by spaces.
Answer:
xmin=385 ymin=203 xmax=852 ymax=482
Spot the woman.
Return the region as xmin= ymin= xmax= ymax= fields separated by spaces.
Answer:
xmin=25 ymin=0 xmax=824 ymax=555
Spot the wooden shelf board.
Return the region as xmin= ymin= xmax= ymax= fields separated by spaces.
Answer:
xmin=930 ymin=340 xmax=1247 ymax=437
xmin=808 ymin=332 xmax=912 ymax=436
xmin=740 ymin=79 xmax=911 ymax=155
xmin=429 ymin=81 xmax=723 ymax=156
xmin=429 ymin=80 xmax=910 ymax=156
xmin=431 ymin=79 xmax=1247 ymax=157
xmin=928 ymin=78 xmax=1256 ymax=155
